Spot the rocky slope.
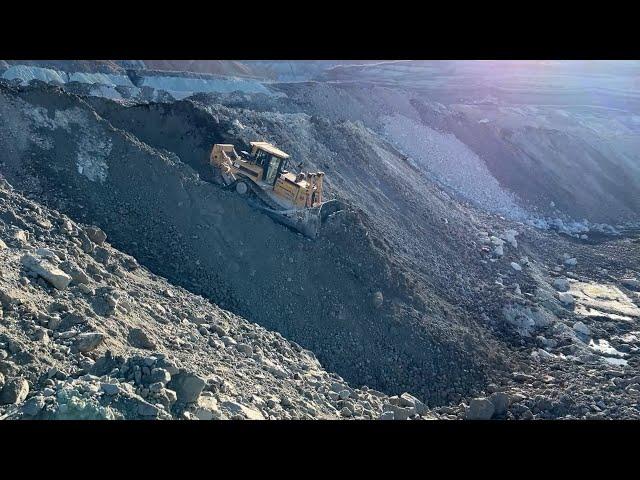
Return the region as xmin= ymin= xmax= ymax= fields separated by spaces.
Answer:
xmin=319 ymin=61 xmax=640 ymax=225
xmin=0 ymin=82 xmax=507 ymax=406
xmin=1 ymin=70 xmax=640 ymax=420
xmin=0 ymin=178 xmax=432 ymax=420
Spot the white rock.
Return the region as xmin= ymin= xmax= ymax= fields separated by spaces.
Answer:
xmin=399 ymin=392 xmax=428 ymax=415
xmin=13 ymin=230 xmax=29 ymax=244
xmin=221 ymin=400 xmax=265 ymax=420
xmin=490 ymin=236 xmax=505 ymax=247
xmin=221 ymin=336 xmax=237 ymax=347
xmin=510 ymin=262 xmax=522 ymax=271
xmin=20 ymin=254 xmax=72 ymax=290
xmin=194 ymin=396 xmax=221 ymax=420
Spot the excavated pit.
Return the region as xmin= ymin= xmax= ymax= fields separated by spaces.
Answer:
xmin=0 ymin=83 xmax=509 ymax=404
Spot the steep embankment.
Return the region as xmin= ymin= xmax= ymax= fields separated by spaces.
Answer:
xmin=0 ymin=83 xmax=507 ymax=404
xmin=84 ymin=93 xmax=514 ymax=317
xmin=408 ymin=98 xmax=640 ymax=224
xmin=316 ymin=61 xmax=640 ymax=225
xmin=0 ymin=178 xmax=408 ymax=420
xmin=223 ymin=77 xmax=640 ymax=228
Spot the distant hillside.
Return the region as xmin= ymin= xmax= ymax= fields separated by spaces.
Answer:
xmin=0 ymin=60 xmax=388 ymax=81
xmin=3 ymin=60 xmax=125 ymax=74
xmin=141 ymin=60 xmax=256 ymax=77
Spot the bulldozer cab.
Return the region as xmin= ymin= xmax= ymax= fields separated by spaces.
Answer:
xmin=250 ymin=142 xmax=290 ymax=186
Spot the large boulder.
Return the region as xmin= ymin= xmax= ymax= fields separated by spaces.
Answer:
xmin=21 ymin=254 xmax=72 ymax=290
xmin=0 ymin=377 xmax=29 ymax=405
xmin=558 ymin=292 xmax=575 ymax=307
xmin=466 ymin=398 xmax=495 ymax=420
xmin=85 ymin=226 xmax=107 ymax=245
xmin=147 ymin=368 xmax=171 ymax=386
xmin=488 ymin=392 xmax=510 ymax=417
xmin=221 ymin=400 xmax=265 ymax=420
xmin=553 ymin=278 xmax=570 ymax=292
xmin=573 ymin=321 xmax=591 ymax=337
xmin=382 ymin=402 xmax=414 ymax=420
xmin=128 ymin=328 xmax=157 ymax=350
xmin=398 ymin=392 xmax=428 ymax=415
xmin=168 ymin=373 xmax=206 ymax=404
xmin=74 ymin=332 xmax=106 ymax=353
xmin=502 ymin=229 xmax=519 ymax=248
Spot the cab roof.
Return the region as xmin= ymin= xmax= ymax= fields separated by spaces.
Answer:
xmin=250 ymin=141 xmax=290 ymax=159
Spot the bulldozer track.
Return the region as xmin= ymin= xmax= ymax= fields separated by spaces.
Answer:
xmin=223 ymin=175 xmax=348 ymax=238
xmin=227 ymin=175 xmax=285 ymax=211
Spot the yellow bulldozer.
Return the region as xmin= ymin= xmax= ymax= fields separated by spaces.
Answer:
xmin=210 ymin=141 xmax=344 ymax=237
